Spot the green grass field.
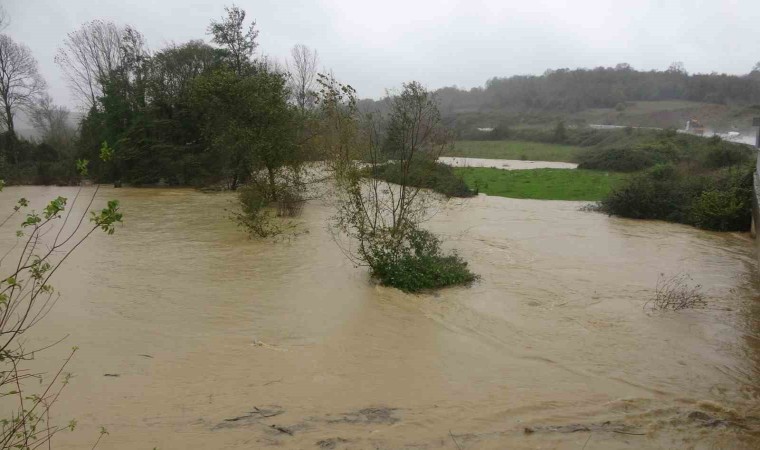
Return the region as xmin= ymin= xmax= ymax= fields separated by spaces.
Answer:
xmin=447 ymin=140 xmax=586 ymax=162
xmin=454 ymin=167 xmax=630 ymax=201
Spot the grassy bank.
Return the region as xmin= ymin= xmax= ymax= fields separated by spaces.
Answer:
xmin=454 ymin=167 xmax=629 ymax=201
xmin=446 ymin=140 xmax=585 ymax=163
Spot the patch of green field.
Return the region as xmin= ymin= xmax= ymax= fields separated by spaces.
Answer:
xmin=447 ymin=140 xmax=585 ymax=163
xmin=454 ymin=167 xmax=630 ymax=201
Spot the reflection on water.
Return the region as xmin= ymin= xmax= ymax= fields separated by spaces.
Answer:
xmin=2 ymin=186 xmax=758 ymax=449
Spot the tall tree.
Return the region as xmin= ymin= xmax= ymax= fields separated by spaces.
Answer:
xmin=0 ymin=34 xmax=45 ymax=161
xmin=208 ymin=5 xmax=259 ymax=76
xmin=667 ymin=61 xmax=687 ymax=74
xmin=55 ymin=20 xmax=125 ymax=110
xmin=150 ymin=40 xmax=219 ymax=107
xmin=191 ymin=66 xmax=297 ymax=191
xmin=287 ymin=44 xmax=319 ymax=112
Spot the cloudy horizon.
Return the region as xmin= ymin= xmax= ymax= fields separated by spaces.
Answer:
xmin=4 ymin=0 xmax=760 ymax=109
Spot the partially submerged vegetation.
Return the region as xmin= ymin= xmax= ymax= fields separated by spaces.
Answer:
xmin=369 ymin=159 xmax=474 ymax=198
xmin=645 ymin=273 xmax=706 ymax=311
xmin=600 ymin=163 xmax=753 ymax=231
xmin=577 ymin=129 xmax=756 ymax=232
xmin=455 ymin=167 xmax=628 ymax=201
xmin=327 ymin=80 xmax=477 ymax=292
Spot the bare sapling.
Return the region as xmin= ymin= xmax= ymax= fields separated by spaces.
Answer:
xmin=0 ymin=160 xmax=122 ymax=450
xmin=645 ymin=272 xmax=706 ymax=311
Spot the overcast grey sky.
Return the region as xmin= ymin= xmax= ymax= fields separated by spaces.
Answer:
xmin=4 ymin=0 xmax=760 ymax=108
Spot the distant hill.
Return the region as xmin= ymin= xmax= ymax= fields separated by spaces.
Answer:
xmin=439 ymin=66 xmax=760 ymax=112
xmin=359 ymin=65 xmax=760 ymax=139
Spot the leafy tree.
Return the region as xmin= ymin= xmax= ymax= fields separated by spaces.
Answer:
xmin=207 ymin=5 xmax=259 ymax=76
xmin=191 ymin=66 xmax=299 ymax=192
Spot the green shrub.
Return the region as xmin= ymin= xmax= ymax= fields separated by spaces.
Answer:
xmin=235 ymin=183 xmax=277 ymax=237
xmin=369 ymin=158 xmax=475 ymax=198
xmin=577 ymin=141 xmax=680 ymax=172
xmin=600 ymin=164 xmax=753 ymax=231
xmin=365 ymin=227 xmax=478 ymax=292
xmin=703 ymin=142 xmax=751 ymax=169
xmin=235 ymin=178 xmax=304 ymax=237
xmin=689 ymin=170 xmax=753 ymax=231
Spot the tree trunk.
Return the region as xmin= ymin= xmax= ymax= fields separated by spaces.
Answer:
xmin=4 ymin=103 xmax=16 ymax=164
xmin=267 ymin=166 xmax=278 ymax=201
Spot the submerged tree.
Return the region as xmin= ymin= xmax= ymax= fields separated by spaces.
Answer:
xmin=329 ymin=81 xmax=477 ymax=292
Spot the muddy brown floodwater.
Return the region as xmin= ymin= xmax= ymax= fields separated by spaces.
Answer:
xmin=3 ymin=186 xmax=759 ymax=449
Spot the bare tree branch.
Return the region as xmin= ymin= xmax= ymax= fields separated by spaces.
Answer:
xmin=0 ymin=33 xmax=46 ymax=162
xmin=30 ymin=94 xmax=75 ymax=149
xmin=287 ymin=44 xmax=319 ymax=112
xmin=55 ymin=20 xmax=125 ymax=110
xmin=0 ymin=5 xmax=9 ymax=32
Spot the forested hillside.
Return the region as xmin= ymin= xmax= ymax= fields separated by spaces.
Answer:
xmin=437 ymin=64 xmax=760 ymax=111
xmin=357 ymin=64 xmax=760 ymax=138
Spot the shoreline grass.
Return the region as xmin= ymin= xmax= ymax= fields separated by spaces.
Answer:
xmin=454 ymin=167 xmax=630 ymax=201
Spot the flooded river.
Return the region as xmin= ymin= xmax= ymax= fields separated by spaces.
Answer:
xmin=4 ymin=186 xmax=759 ymax=449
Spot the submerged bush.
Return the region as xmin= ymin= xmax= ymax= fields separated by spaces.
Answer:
xmin=369 ymin=158 xmax=475 ymax=198
xmin=235 ymin=183 xmax=279 ymax=237
xmin=645 ymin=273 xmax=706 ymax=311
xmin=235 ymin=176 xmax=305 ymax=238
xmin=365 ymin=227 xmax=478 ymax=292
